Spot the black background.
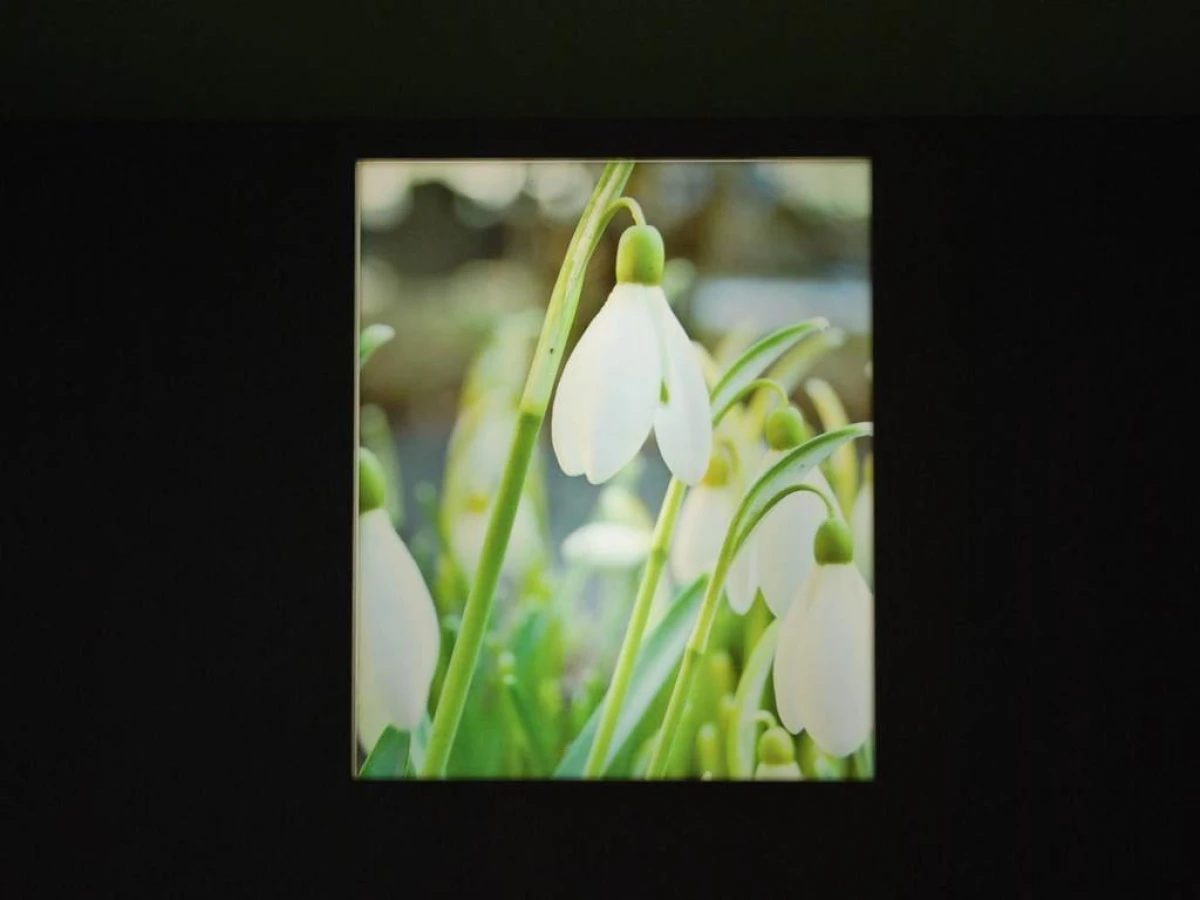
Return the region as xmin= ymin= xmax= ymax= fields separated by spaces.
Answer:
xmin=5 ymin=5 xmax=1194 ymax=896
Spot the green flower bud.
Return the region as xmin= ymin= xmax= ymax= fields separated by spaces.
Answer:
xmin=764 ymin=405 xmax=810 ymax=451
xmin=615 ymin=225 xmax=665 ymax=286
xmin=758 ymin=726 xmax=797 ymax=766
xmin=813 ymin=517 xmax=855 ymax=565
xmin=755 ymin=761 xmax=803 ymax=780
xmin=358 ymin=446 xmax=387 ymax=514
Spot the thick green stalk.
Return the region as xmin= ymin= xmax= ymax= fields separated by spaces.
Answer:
xmin=583 ymin=476 xmax=687 ymax=776
xmin=419 ymin=161 xmax=635 ymax=778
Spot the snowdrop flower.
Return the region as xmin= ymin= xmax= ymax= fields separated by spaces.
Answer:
xmin=755 ymin=726 xmax=804 ymax=781
xmin=734 ymin=406 xmax=841 ymax=618
xmin=669 ymin=440 xmax=759 ymax=613
xmin=356 ymin=448 xmax=440 ymax=751
xmin=851 ymin=454 xmax=873 ymax=589
xmin=552 ymin=225 xmax=712 ymax=486
xmin=450 ymin=490 xmax=543 ymax=585
xmin=774 ymin=517 xmax=874 ymax=759
xmin=443 ymin=402 xmax=546 ymax=584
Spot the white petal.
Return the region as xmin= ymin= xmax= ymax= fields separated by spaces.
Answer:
xmin=551 ymin=285 xmax=661 ymax=484
xmin=451 ymin=499 xmax=540 ymax=583
xmin=756 ymin=467 xmax=834 ymax=618
xmin=787 ymin=564 xmax=874 ymax=758
xmin=563 ymin=521 xmax=651 ymax=570
xmin=355 ymin=614 xmax=392 ymax=752
xmin=772 ymin=569 xmax=823 ymax=734
xmin=852 ymin=484 xmax=874 ymax=589
xmin=724 ymin=530 xmax=759 ymax=615
xmin=357 ymin=510 xmax=441 ymax=731
xmin=669 ymin=484 xmax=736 ymax=585
xmin=648 ymin=288 xmax=713 ymax=486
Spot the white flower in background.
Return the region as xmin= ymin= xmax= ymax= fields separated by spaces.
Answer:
xmin=552 ymin=225 xmax=712 ymax=486
xmin=443 ymin=401 xmax=546 ymax=585
xmin=851 ymin=455 xmax=873 ymax=589
xmin=562 ymin=521 xmax=652 ymax=570
xmin=733 ymin=406 xmax=842 ymax=619
xmin=356 ymin=449 xmax=440 ymax=751
xmin=774 ymin=518 xmax=874 ymax=759
xmin=451 ymin=491 xmax=543 ymax=585
xmin=669 ymin=441 xmax=758 ymax=613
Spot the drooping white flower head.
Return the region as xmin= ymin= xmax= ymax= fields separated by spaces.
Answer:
xmin=773 ymin=518 xmax=874 ymax=759
xmin=745 ymin=450 xmax=839 ymax=618
xmin=356 ymin=450 xmax=441 ymax=751
xmin=443 ymin=401 xmax=547 ymax=586
xmin=551 ymin=225 xmax=712 ymax=486
xmin=669 ymin=441 xmax=758 ymax=613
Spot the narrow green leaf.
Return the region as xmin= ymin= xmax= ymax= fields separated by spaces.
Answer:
xmin=554 ymin=574 xmax=708 ymax=778
xmin=358 ymin=726 xmax=410 ymax=779
xmin=503 ymin=676 xmax=555 ymax=776
xmin=729 ymin=423 xmax=874 ymax=560
xmin=360 ymin=323 xmax=396 ymax=368
xmin=726 ymin=621 xmax=780 ymax=779
xmin=709 ymin=319 xmax=829 ymax=424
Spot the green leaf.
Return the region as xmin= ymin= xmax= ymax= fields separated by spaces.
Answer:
xmin=709 ymin=319 xmax=829 ymax=424
xmin=726 ymin=621 xmax=779 ymax=779
xmin=403 ymin=715 xmax=432 ymax=776
xmin=358 ymin=725 xmax=410 ymax=779
xmin=503 ymin=675 xmax=555 ymax=776
xmin=360 ymin=323 xmax=396 ymax=368
xmin=554 ymin=574 xmax=708 ymax=778
xmin=729 ymin=423 xmax=874 ymax=561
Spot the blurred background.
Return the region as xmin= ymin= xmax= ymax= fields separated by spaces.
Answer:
xmin=358 ymin=159 xmax=871 ymax=565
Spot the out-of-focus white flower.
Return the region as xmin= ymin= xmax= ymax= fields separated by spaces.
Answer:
xmin=450 ymin=491 xmax=543 ymax=585
xmin=356 ymin=450 xmax=440 ymax=750
xmin=442 ymin=398 xmax=547 ymax=586
xmin=562 ymin=521 xmax=652 ymax=571
xmin=669 ymin=459 xmax=759 ymax=613
xmin=552 ymin=226 xmax=712 ymax=486
xmin=773 ymin=519 xmax=873 ymax=759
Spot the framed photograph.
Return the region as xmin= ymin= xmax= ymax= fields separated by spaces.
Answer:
xmin=354 ymin=159 xmax=873 ymax=780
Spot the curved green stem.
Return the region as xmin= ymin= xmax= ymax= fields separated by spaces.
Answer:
xmin=716 ymin=378 xmax=790 ymax=422
xmin=606 ymin=196 xmax=647 ymax=228
xmin=582 ymin=477 xmax=687 ymax=776
xmin=419 ymin=161 xmax=635 ymax=778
